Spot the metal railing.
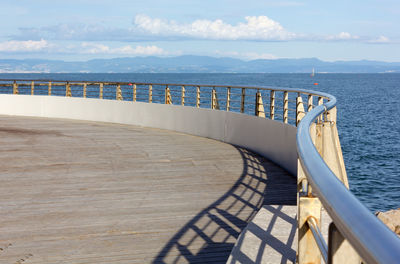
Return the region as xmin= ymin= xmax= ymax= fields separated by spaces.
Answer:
xmin=0 ymin=79 xmax=399 ymax=263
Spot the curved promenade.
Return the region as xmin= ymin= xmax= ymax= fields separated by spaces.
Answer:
xmin=0 ymin=79 xmax=399 ymax=264
xmin=0 ymin=115 xmax=295 ymax=263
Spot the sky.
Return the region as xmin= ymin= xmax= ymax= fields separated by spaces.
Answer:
xmin=0 ymin=0 xmax=399 ymax=62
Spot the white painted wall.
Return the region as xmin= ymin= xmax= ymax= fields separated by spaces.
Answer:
xmin=0 ymin=95 xmax=297 ymax=175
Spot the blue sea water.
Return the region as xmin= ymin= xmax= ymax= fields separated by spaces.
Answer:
xmin=0 ymin=73 xmax=399 ymax=212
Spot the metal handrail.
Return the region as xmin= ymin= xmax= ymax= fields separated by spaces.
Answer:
xmin=297 ymin=94 xmax=400 ymax=263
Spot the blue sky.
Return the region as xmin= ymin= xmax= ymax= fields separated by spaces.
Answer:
xmin=0 ymin=0 xmax=399 ymax=61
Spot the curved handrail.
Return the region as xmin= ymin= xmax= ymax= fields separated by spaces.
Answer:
xmin=297 ymin=94 xmax=400 ymax=263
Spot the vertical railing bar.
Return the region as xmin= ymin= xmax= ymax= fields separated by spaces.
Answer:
xmin=318 ymin=96 xmax=323 ymax=122
xmin=283 ymin=91 xmax=288 ymax=123
xmin=149 ymin=84 xmax=152 ymax=103
xmin=13 ymin=81 xmax=18 ymax=94
xmin=181 ymin=85 xmax=185 ymax=106
xmin=196 ymin=86 xmax=200 ymax=108
xmin=133 ymin=84 xmax=137 ymax=102
xmin=296 ymin=92 xmax=305 ymax=126
xmin=226 ymin=87 xmax=231 ymax=111
xmin=240 ymin=88 xmax=245 ymax=113
xmin=83 ymin=83 xmax=87 ymax=98
xmin=116 ymin=84 xmax=122 ymax=100
xmin=270 ymin=90 xmax=275 ymax=120
xmin=31 ymin=81 xmax=34 ymax=95
xmin=211 ymin=88 xmax=216 ymax=109
xmin=66 ymin=82 xmax=71 ymax=97
xmin=48 ymin=81 xmax=52 ymax=96
xmin=99 ymin=83 xmax=103 ymax=99
xmin=308 ymin=94 xmax=313 ymax=112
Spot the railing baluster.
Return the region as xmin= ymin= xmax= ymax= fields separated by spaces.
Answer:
xmin=83 ymin=83 xmax=87 ymax=98
xmin=240 ymin=88 xmax=245 ymax=113
xmin=31 ymin=81 xmax=34 ymax=95
xmin=181 ymin=86 xmax=185 ymax=106
xmin=165 ymin=85 xmax=172 ymax=104
xmin=48 ymin=81 xmax=52 ymax=96
xmin=270 ymin=90 xmax=275 ymax=120
xmin=99 ymin=83 xmax=103 ymax=99
xmin=13 ymin=81 xmax=18 ymax=94
xmin=66 ymin=82 xmax=71 ymax=97
xmin=298 ymin=195 xmax=322 ymax=264
xmin=149 ymin=84 xmax=152 ymax=103
xmin=328 ymin=223 xmax=362 ymax=263
xmin=255 ymin=90 xmax=265 ymax=117
xmin=308 ymin=94 xmax=313 ymax=112
xmin=318 ymin=96 xmax=323 ymax=122
xmin=296 ymin=93 xmax=305 ymax=126
xmin=133 ymin=84 xmax=137 ymax=102
xmin=226 ymin=87 xmax=231 ymax=111
xmin=283 ymin=91 xmax=288 ymax=123
xmin=116 ymin=84 xmax=123 ymax=100
xmin=196 ymin=86 xmax=200 ymax=108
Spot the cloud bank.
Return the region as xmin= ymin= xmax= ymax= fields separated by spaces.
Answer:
xmin=134 ymin=15 xmax=296 ymax=41
xmin=80 ymin=43 xmax=169 ymax=55
xmin=0 ymin=40 xmax=171 ymax=56
xmin=0 ymin=39 xmax=49 ymax=52
xmin=10 ymin=14 xmax=388 ymax=44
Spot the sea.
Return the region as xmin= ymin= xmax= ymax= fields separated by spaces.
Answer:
xmin=0 ymin=72 xmax=399 ymax=212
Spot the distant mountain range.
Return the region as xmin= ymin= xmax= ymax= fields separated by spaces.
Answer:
xmin=1 ymin=56 xmax=400 ymax=73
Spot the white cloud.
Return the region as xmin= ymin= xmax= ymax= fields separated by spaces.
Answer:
xmin=325 ymin=32 xmax=360 ymax=41
xmin=0 ymin=39 xmax=49 ymax=52
xmin=215 ymin=50 xmax=277 ymax=60
xmin=80 ymin=43 xmax=169 ymax=55
xmin=368 ymin=36 xmax=390 ymax=44
xmin=134 ymin=14 xmax=296 ymax=41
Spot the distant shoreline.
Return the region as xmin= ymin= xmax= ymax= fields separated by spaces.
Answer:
xmin=1 ymin=55 xmax=400 ymax=74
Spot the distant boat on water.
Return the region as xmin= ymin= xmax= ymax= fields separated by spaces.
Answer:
xmin=311 ymin=68 xmax=315 ymax=77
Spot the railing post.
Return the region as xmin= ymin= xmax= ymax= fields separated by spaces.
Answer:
xmin=99 ymin=83 xmax=103 ymax=99
xmin=318 ymin=97 xmax=323 ymax=122
xmin=283 ymin=91 xmax=288 ymax=123
xmin=13 ymin=81 xmax=18 ymax=94
xmin=211 ymin=88 xmax=220 ymax=110
xmin=48 ymin=81 xmax=52 ymax=96
xmin=181 ymin=86 xmax=185 ymax=106
xmin=133 ymin=84 xmax=137 ymax=102
xmin=240 ymin=88 xmax=245 ymax=113
xmin=116 ymin=84 xmax=123 ymax=100
xmin=270 ymin=90 xmax=275 ymax=120
xmin=149 ymin=85 xmax=152 ymax=103
xmin=308 ymin=94 xmax=313 ymax=112
xmin=297 ymin=121 xmax=323 ymax=264
xmin=298 ymin=194 xmax=322 ymax=264
xmin=226 ymin=87 xmax=231 ymax=111
xmin=83 ymin=83 xmax=87 ymax=98
xmin=31 ymin=81 xmax=34 ymax=95
xmin=320 ymin=121 xmax=349 ymax=188
xmin=328 ymin=223 xmax=362 ymax=263
xmin=165 ymin=85 xmax=172 ymax=104
xmin=66 ymin=82 xmax=71 ymax=97
xmin=296 ymin=93 xmax=305 ymax=126
xmin=196 ymin=86 xmax=200 ymax=108
xmin=255 ymin=91 xmax=265 ymax=117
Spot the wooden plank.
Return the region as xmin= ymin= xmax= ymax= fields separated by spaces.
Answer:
xmin=0 ymin=115 xmax=296 ymax=263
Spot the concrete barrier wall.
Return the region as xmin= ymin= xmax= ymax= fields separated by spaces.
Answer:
xmin=0 ymin=95 xmax=297 ymax=175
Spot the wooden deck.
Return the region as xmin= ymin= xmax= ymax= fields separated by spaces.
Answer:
xmin=0 ymin=115 xmax=296 ymax=263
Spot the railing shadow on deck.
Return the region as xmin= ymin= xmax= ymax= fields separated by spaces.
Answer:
xmin=153 ymin=146 xmax=297 ymax=264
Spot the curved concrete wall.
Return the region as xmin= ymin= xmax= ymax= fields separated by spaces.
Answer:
xmin=0 ymin=95 xmax=297 ymax=175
